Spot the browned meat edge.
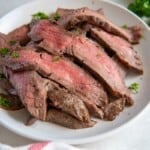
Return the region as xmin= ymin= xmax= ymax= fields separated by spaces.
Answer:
xmin=57 ymin=7 xmax=142 ymax=43
xmin=46 ymin=108 xmax=96 ymax=129
xmin=4 ymin=69 xmax=49 ymax=120
xmin=1 ymin=49 xmax=107 ymax=117
xmin=48 ymin=80 xmax=91 ymax=122
xmin=90 ymin=28 xmax=143 ymax=74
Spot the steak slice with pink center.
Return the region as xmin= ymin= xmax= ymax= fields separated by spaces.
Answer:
xmin=29 ymin=20 xmax=133 ymax=104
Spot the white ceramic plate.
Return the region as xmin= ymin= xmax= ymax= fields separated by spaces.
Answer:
xmin=0 ymin=0 xmax=150 ymax=144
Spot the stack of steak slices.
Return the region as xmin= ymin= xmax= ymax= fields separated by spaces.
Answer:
xmin=0 ymin=7 xmax=143 ymax=128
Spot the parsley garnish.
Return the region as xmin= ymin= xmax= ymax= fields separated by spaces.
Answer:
xmin=128 ymin=82 xmax=139 ymax=93
xmin=32 ymin=12 xmax=49 ymax=20
xmin=0 ymin=96 xmax=11 ymax=108
xmin=50 ymin=12 xmax=61 ymax=21
xmin=53 ymin=12 xmax=61 ymax=21
xmin=122 ymin=24 xmax=128 ymax=29
xmin=128 ymin=0 xmax=150 ymax=26
xmin=11 ymin=51 xmax=19 ymax=58
xmin=0 ymin=48 xmax=19 ymax=58
xmin=0 ymin=48 xmax=10 ymax=56
xmin=52 ymin=56 xmax=61 ymax=62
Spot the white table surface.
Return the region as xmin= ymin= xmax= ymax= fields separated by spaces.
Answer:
xmin=0 ymin=0 xmax=150 ymax=149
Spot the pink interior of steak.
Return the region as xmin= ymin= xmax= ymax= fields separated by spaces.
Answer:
xmin=90 ymin=28 xmax=143 ymax=73
xmin=2 ymin=49 xmax=108 ymax=107
xmin=29 ymin=20 xmax=131 ymax=99
xmin=5 ymin=69 xmax=48 ymax=120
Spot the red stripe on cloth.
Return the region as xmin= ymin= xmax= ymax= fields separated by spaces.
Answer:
xmin=28 ymin=141 xmax=50 ymax=150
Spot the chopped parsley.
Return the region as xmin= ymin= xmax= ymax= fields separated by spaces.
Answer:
xmin=0 ymin=73 xmax=5 ymax=80
xmin=0 ymin=96 xmax=11 ymax=108
xmin=50 ymin=12 xmax=61 ymax=21
xmin=122 ymin=24 xmax=128 ymax=29
xmin=9 ymin=40 xmax=17 ymax=46
xmin=128 ymin=82 xmax=139 ymax=93
xmin=52 ymin=56 xmax=61 ymax=62
xmin=11 ymin=51 xmax=19 ymax=58
xmin=128 ymin=0 xmax=150 ymax=26
xmin=32 ymin=12 xmax=49 ymax=20
xmin=53 ymin=12 xmax=61 ymax=21
xmin=0 ymin=48 xmax=10 ymax=56
xmin=0 ymin=48 xmax=19 ymax=58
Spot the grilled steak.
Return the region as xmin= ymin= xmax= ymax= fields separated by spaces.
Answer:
xmin=4 ymin=69 xmax=49 ymax=120
xmin=29 ymin=20 xmax=132 ymax=102
xmin=46 ymin=108 xmax=95 ymax=129
xmin=104 ymin=98 xmax=126 ymax=121
xmin=90 ymin=28 xmax=143 ymax=73
xmin=122 ymin=26 xmax=143 ymax=44
xmin=56 ymin=7 xmax=104 ymax=17
xmin=112 ymin=56 xmax=128 ymax=79
xmin=0 ymin=78 xmax=17 ymax=95
xmin=2 ymin=49 xmax=108 ymax=109
xmin=56 ymin=8 xmax=75 ymax=17
xmin=48 ymin=81 xmax=91 ymax=122
xmin=0 ymin=32 xmax=20 ymax=51
xmin=0 ymin=33 xmax=9 ymax=48
xmin=8 ymin=24 xmax=30 ymax=45
xmin=57 ymin=7 xmax=142 ymax=43
xmin=0 ymin=7 xmax=143 ymax=128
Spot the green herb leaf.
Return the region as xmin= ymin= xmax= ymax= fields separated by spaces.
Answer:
xmin=32 ymin=12 xmax=49 ymax=20
xmin=128 ymin=0 xmax=150 ymax=26
xmin=0 ymin=73 xmax=5 ymax=80
xmin=50 ymin=12 xmax=61 ymax=21
xmin=53 ymin=12 xmax=61 ymax=21
xmin=52 ymin=56 xmax=61 ymax=62
xmin=11 ymin=51 xmax=19 ymax=58
xmin=9 ymin=40 xmax=17 ymax=46
xmin=122 ymin=24 xmax=128 ymax=29
xmin=0 ymin=48 xmax=10 ymax=56
xmin=0 ymin=96 xmax=11 ymax=108
xmin=128 ymin=82 xmax=139 ymax=93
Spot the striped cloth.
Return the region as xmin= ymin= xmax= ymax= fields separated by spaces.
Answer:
xmin=0 ymin=142 xmax=83 ymax=150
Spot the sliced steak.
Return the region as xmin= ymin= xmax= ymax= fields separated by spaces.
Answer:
xmin=2 ymin=49 xmax=108 ymax=109
xmin=48 ymin=80 xmax=91 ymax=122
xmin=46 ymin=108 xmax=95 ymax=129
xmin=90 ymin=28 xmax=143 ymax=73
xmin=4 ymin=69 xmax=49 ymax=120
xmin=56 ymin=8 xmax=104 ymax=17
xmin=56 ymin=8 xmax=75 ymax=17
xmin=29 ymin=20 xmax=132 ymax=103
xmin=112 ymin=56 xmax=128 ymax=79
xmin=57 ymin=7 xmax=142 ymax=43
xmin=8 ymin=24 xmax=30 ymax=45
xmin=0 ymin=33 xmax=8 ymax=48
xmin=0 ymin=32 xmax=20 ymax=51
xmin=0 ymin=78 xmax=17 ymax=95
xmin=122 ymin=26 xmax=143 ymax=44
xmin=104 ymin=98 xmax=126 ymax=121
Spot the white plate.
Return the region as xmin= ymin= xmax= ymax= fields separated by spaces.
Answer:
xmin=0 ymin=0 xmax=150 ymax=145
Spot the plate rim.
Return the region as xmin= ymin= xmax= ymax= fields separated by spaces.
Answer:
xmin=0 ymin=0 xmax=150 ymax=144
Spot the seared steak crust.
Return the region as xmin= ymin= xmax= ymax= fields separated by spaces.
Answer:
xmin=90 ymin=28 xmax=143 ymax=73
xmin=46 ymin=108 xmax=95 ymax=129
xmin=57 ymin=7 xmax=142 ymax=43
